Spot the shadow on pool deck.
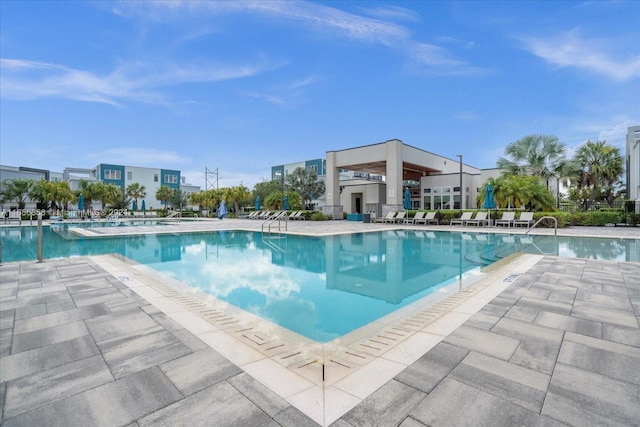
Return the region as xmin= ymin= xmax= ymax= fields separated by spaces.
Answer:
xmin=0 ymin=223 xmax=639 ymax=426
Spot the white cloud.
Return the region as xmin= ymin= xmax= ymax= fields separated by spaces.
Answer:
xmin=130 ymin=0 xmax=480 ymax=75
xmin=0 ymin=57 xmax=279 ymax=106
xmin=520 ymin=30 xmax=640 ymax=81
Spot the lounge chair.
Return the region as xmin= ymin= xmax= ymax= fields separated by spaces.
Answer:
xmin=375 ymin=212 xmax=396 ymax=223
xmin=450 ymin=212 xmax=473 ymax=226
xmin=405 ymin=211 xmax=425 ymax=224
xmin=422 ymin=211 xmax=438 ymax=225
xmin=466 ymin=211 xmax=490 ymax=227
xmin=392 ymin=211 xmax=407 ymax=223
xmin=495 ymin=211 xmax=516 ymax=227
xmin=291 ymin=211 xmax=305 ymax=220
xmin=514 ymin=212 xmax=535 ymax=227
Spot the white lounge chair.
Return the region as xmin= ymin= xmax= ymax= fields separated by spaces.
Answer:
xmin=450 ymin=212 xmax=473 ymax=226
xmin=466 ymin=211 xmax=490 ymax=227
xmin=392 ymin=211 xmax=407 ymax=223
xmin=375 ymin=212 xmax=396 ymax=223
xmin=405 ymin=211 xmax=425 ymax=224
xmin=514 ymin=212 xmax=535 ymax=227
xmin=495 ymin=211 xmax=516 ymax=227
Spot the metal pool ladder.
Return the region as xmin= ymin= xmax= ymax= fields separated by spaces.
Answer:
xmin=525 ymin=216 xmax=557 ymax=236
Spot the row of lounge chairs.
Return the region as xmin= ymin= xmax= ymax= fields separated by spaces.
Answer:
xmin=374 ymin=211 xmax=439 ymax=225
xmin=451 ymin=211 xmax=535 ymax=228
xmin=245 ymin=210 xmax=306 ymax=220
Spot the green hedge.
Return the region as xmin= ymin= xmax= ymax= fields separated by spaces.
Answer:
xmin=410 ymin=209 xmax=635 ymax=227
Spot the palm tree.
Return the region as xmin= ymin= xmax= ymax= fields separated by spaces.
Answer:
xmin=497 ymin=134 xmax=569 ymax=206
xmin=571 ymin=140 xmax=624 ymax=209
xmin=155 ymin=185 xmax=173 ymax=211
xmin=50 ymin=181 xmax=74 ymax=211
xmin=76 ymin=180 xmax=106 ymax=212
xmin=101 ymin=184 xmax=123 ymax=209
xmin=224 ymin=185 xmax=251 ymax=213
xmin=29 ymin=179 xmax=52 ymax=210
xmin=284 ymin=167 xmax=325 ymax=209
xmin=1 ymin=178 xmax=34 ymax=209
xmin=126 ymin=183 xmax=146 ymax=210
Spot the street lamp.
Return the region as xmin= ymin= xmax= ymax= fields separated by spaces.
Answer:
xmin=456 ymin=154 xmax=463 ymax=211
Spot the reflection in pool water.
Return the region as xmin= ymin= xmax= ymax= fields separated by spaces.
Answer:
xmin=2 ymin=225 xmax=638 ymax=341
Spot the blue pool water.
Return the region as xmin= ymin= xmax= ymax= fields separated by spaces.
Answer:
xmin=2 ymin=225 xmax=638 ymax=341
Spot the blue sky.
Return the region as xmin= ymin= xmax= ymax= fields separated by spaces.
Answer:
xmin=1 ymin=1 xmax=638 ymax=190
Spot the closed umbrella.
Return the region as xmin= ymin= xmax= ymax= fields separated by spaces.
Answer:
xmin=255 ymin=196 xmax=260 ymax=211
xmin=483 ymin=183 xmax=496 ymax=224
xmin=483 ymin=184 xmax=496 ymax=209
xmin=141 ymin=200 xmax=146 ymax=213
xmin=77 ymin=193 xmax=85 ymax=211
xmin=403 ymin=187 xmax=411 ymax=210
xmin=218 ymin=200 xmax=228 ymax=220
xmin=132 ymin=200 xmax=137 ymax=212
xmin=283 ymin=195 xmax=290 ymax=210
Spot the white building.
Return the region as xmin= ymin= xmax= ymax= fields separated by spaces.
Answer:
xmin=626 ymin=125 xmax=640 ymax=203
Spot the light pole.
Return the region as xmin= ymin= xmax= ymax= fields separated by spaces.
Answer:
xmin=456 ymin=154 xmax=463 ymax=211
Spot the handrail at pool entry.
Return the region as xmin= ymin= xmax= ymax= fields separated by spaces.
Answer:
xmin=525 ymin=216 xmax=557 ymax=236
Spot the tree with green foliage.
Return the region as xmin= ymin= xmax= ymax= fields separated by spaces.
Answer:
xmin=566 ymin=140 xmax=624 ymax=209
xmin=76 ymin=180 xmax=106 ymax=211
xmin=253 ymin=180 xmax=284 ymax=206
xmin=155 ymin=185 xmax=173 ymax=210
xmin=168 ymin=189 xmax=189 ymax=211
xmin=284 ymin=167 xmax=325 ymax=209
xmin=29 ymin=179 xmax=52 ymax=209
xmin=496 ymin=134 xmax=570 ymax=207
xmin=478 ymin=175 xmax=554 ymax=211
xmin=1 ymin=178 xmax=34 ymax=209
xmin=126 ymin=183 xmax=146 ymax=210
xmin=223 ymin=185 xmax=251 ymax=213
xmin=101 ymin=184 xmax=123 ymax=209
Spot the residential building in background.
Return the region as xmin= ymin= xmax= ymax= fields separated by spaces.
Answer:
xmin=1 ymin=163 xmax=199 ymax=211
xmin=626 ymin=125 xmax=640 ymax=204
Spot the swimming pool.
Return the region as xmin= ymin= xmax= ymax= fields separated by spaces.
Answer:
xmin=2 ymin=225 xmax=638 ymax=341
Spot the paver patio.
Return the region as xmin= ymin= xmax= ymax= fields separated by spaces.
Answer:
xmin=0 ymin=222 xmax=639 ymax=426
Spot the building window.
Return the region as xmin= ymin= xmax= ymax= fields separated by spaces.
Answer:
xmin=423 ymin=188 xmax=431 ymax=194
xmin=453 ymin=186 xmax=461 ymax=192
xmin=104 ymin=169 xmax=121 ymax=180
xmin=453 ymin=195 xmax=461 ymax=209
xmin=127 ymin=171 xmax=132 ymax=181
xmin=154 ymin=174 xmax=159 ymax=182
xmin=273 ymin=171 xmax=283 ymax=181
xmin=423 ymin=197 xmax=431 ymax=210
xmin=434 ymin=195 xmax=451 ymax=210
xmin=164 ymin=174 xmax=178 ymax=184
xmin=307 ymin=165 xmax=318 ymax=173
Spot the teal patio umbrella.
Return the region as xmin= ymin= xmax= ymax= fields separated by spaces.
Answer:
xmin=218 ymin=200 xmax=228 ymax=220
xmin=255 ymin=196 xmax=260 ymax=211
xmin=77 ymin=194 xmax=85 ymax=211
xmin=483 ymin=184 xmax=496 ymax=209
xmin=132 ymin=200 xmax=137 ymax=212
xmin=283 ymin=195 xmax=290 ymax=210
xmin=141 ymin=199 xmax=146 ymax=213
xmin=403 ymin=187 xmax=411 ymax=210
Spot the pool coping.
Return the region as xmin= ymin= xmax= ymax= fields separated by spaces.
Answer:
xmin=89 ymin=250 xmax=544 ymax=426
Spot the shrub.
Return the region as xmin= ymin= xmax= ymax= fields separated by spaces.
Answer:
xmin=311 ymin=212 xmax=331 ymax=221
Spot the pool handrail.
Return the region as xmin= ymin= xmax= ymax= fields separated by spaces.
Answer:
xmin=525 ymin=216 xmax=557 ymax=236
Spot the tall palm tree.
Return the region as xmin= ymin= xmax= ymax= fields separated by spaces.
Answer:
xmin=497 ymin=134 xmax=570 ymax=209
xmin=76 ymin=180 xmax=104 ymax=211
xmin=50 ymin=181 xmax=74 ymax=211
xmin=571 ymin=140 xmax=624 ymax=208
xmin=126 ymin=183 xmax=146 ymax=210
xmin=29 ymin=179 xmax=52 ymax=210
xmin=101 ymin=184 xmax=123 ymax=209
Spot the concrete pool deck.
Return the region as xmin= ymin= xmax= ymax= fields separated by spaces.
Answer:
xmin=1 ymin=220 xmax=639 ymax=426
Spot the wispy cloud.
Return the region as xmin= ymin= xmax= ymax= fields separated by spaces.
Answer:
xmin=132 ymin=0 xmax=481 ymax=75
xmin=0 ymin=57 xmax=279 ymax=106
xmin=520 ymin=30 xmax=640 ymax=81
